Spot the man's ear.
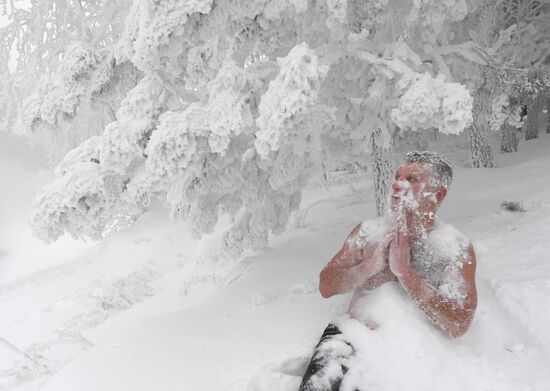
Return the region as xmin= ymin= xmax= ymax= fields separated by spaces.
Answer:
xmin=435 ymin=187 xmax=448 ymax=203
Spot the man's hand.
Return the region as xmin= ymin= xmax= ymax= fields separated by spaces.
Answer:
xmin=320 ymin=222 xmax=396 ymax=298
xmin=371 ymin=228 xmax=393 ymax=269
xmin=362 ymin=267 xmax=398 ymax=290
xmin=388 ymin=217 xmax=411 ymax=277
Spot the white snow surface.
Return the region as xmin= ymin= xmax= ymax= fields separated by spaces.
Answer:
xmin=1 ymin=131 xmax=550 ymax=390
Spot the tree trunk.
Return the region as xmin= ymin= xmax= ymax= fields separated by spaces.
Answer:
xmin=500 ymin=124 xmax=519 ymax=153
xmin=545 ymin=95 xmax=550 ymax=134
xmin=468 ymin=123 xmax=495 ymax=168
xmin=469 ymin=86 xmax=495 ymax=168
xmin=524 ymin=93 xmax=545 ymax=140
xmin=370 ymin=127 xmax=393 ymax=217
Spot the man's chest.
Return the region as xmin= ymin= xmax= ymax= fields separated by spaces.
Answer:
xmin=410 ymin=241 xmax=450 ymax=287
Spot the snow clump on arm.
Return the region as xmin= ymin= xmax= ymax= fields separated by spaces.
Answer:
xmin=438 ymin=263 xmax=468 ymax=304
xmin=428 ymin=222 xmax=471 ymax=305
xmin=355 ymin=217 xmax=391 ymax=247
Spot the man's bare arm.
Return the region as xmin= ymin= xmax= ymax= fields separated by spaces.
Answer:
xmin=319 ymin=223 xmax=387 ymax=298
xmin=361 ymin=267 xmax=399 ymax=290
xmin=390 ymin=234 xmax=477 ymax=338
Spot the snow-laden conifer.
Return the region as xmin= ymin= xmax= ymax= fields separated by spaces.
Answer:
xmin=3 ymin=0 xmax=545 ymax=255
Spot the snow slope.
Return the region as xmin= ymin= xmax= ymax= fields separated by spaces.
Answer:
xmin=1 ymin=131 xmax=550 ymax=390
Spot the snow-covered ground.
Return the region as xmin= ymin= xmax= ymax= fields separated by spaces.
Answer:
xmin=1 ymin=131 xmax=550 ymax=391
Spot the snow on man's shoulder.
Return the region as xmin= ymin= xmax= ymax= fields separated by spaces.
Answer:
xmin=428 ymin=220 xmax=471 ymax=262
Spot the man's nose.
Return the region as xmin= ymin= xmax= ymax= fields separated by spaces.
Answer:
xmin=391 ymin=181 xmax=401 ymax=192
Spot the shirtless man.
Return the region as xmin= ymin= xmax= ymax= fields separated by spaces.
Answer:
xmin=299 ymin=151 xmax=477 ymax=391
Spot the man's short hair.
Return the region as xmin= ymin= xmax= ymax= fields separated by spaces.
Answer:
xmin=404 ymin=151 xmax=453 ymax=188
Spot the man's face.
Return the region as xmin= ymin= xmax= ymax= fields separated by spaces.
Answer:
xmin=390 ymin=162 xmax=441 ymax=214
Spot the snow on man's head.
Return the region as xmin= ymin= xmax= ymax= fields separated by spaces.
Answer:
xmin=404 ymin=151 xmax=453 ymax=188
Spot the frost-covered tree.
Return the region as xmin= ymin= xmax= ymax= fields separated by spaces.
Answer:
xmin=4 ymin=0 xmax=480 ymax=256
xmin=489 ymin=69 xmax=549 ymax=151
xmin=490 ymin=93 xmax=522 ymax=152
xmin=486 ymin=0 xmax=550 ymax=145
xmin=443 ymin=0 xmax=498 ymax=167
xmin=519 ymin=71 xmax=550 ymax=140
xmin=0 ymin=0 xmax=135 ymax=159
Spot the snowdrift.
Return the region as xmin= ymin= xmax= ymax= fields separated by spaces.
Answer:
xmin=1 ymin=131 xmax=549 ymax=390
